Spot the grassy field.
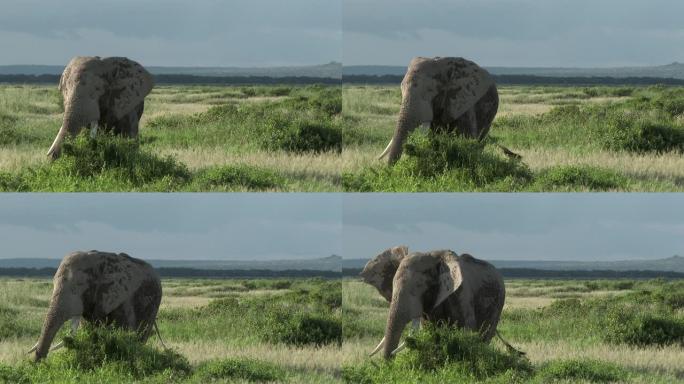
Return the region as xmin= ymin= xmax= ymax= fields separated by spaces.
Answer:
xmin=343 ymin=278 xmax=684 ymax=383
xmin=0 ymin=277 xmax=342 ymax=383
xmin=343 ymin=85 xmax=684 ymax=191
xmin=0 ymin=84 xmax=342 ymax=191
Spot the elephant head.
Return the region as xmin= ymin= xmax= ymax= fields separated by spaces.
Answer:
xmin=379 ymin=57 xmax=498 ymax=164
xmin=47 ymin=56 xmax=154 ymax=159
xmin=29 ymin=251 xmax=161 ymax=361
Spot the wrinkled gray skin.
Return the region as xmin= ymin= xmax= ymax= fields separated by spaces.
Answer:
xmin=31 ymin=251 xmax=161 ymax=361
xmin=360 ymin=246 xmax=505 ymax=359
xmin=380 ymin=57 xmax=499 ymax=164
xmin=47 ymin=56 xmax=154 ymax=159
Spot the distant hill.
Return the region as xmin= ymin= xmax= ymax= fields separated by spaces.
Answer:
xmin=344 ymin=62 xmax=684 ymax=80
xmin=0 ymin=254 xmax=342 ymax=272
xmin=0 ymin=62 xmax=342 ymax=79
xmin=343 ymin=255 xmax=684 ymax=274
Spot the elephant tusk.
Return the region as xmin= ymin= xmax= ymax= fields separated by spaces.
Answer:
xmin=368 ymin=336 xmax=385 ymax=357
xmin=89 ymin=122 xmax=98 ymax=139
xmin=47 ymin=125 xmax=67 ymax=158
xmin=49 ymin=341 xmax=64 ymax=352
xmin=391 ymin=342 xmax=406 ymax=355
xmin=377 ymin=139 xmax=393 ymax=160
xmin=27 ymin=341 xmax=39 ymax=354
xmin=70 ymin=316 xmax=81 ymax=334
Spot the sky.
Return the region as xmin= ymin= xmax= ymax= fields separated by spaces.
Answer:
xmin=0 ymin=0 xmax=341 ymax=67
xmin=343 ymin=194 xmax=684 ymax=262
xmin=0 ymin=194 xmax=341 ymax=261
xmin=344 ymin=0 xmax=684 ymax=67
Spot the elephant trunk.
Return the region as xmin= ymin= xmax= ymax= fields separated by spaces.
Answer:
xmin=382 ymin=294 xmax=411 ymax=359
xmin=34 ymin=290 xmax=68 ymax=361
xmin=381 ymin=96 xmax=419 ymax=165
xmin=47 ymin=104 xmax=89 ymax=160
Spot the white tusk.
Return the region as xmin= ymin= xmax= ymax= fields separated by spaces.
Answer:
xmin=377 ymin=139 xmax=393 ymax=160
xmin=391 ymin=342 xmax=406 ymax=355
xmin=418 ymin=122 xmax=430 ymax=133
xmin=49 ymin=341 xmax=64 ymax=352
xmin=89 ymin=122 xmax=98 ymax=138
xmin=27 ymin=341 xmax=39 ymax=354
xmin=368 ymin=336 xmax=385 ymax=357
xmin=410 ymin=318 xmax=420 ymax=333
xmin=47 ymin=125 xmax=67 ymax=157
xmin=70 ymin=316 xmax=80 ymax=334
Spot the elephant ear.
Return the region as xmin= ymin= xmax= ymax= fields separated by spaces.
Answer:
xmin=446 ymin=59 xmax=495 ymax=120
xmin=96 ymin=257 xmax=148 ymax=314
xmin=434 ymin=250 xmax=464 ymax=309
xmin=360 ymin=245 xmax=408 ymax=302
xmin=104 ymin=58 xmax=154 ymax=120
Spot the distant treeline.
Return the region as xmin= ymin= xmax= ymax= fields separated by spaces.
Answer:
xmin=0 ymin=74 xmax=341 ymax=85
xmin=0 ymin=267 xmax=340 ymax=279
xmin=343 ymin=74 xmax=684 ymax=86
xmin=342 ymin=268 xmax=684 ymax=279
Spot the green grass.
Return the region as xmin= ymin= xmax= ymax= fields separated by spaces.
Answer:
xmin=0 ymin=277 xmax=343 ymax=383
xmin=0 ymin=84 xmax=342 ymax=191
xmin=343 ymin=278 xmax=684 ymax=383
xmin=343 ymin=85 xmax=684 ymax=191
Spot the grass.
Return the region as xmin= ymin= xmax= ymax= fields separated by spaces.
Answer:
xmin=343 ymin=84 xmax=684 ymax=191
xmin=342 ymin=278 xmax=684 ymax=383
xmin=0 ymin=277 xmax=343 ymax=383
xmin=0 ymin=84 xmax=342 ymax=191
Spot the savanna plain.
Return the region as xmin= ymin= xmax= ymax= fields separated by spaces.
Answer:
xmin=343 ymin=278 xmax=684 ymax=383
xmin=0 ymin=84 xmax=342 ymax=191
xmin=0 ymin=278 xmax=342 ymax=383
xmin=343 ymin=85 xmax=684 ymax=191
xmin=3 ymin=83 xmax=684 ymax=191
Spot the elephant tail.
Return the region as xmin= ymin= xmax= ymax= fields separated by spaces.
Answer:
xmin=495 ymin=144 xmax=522 ymax=160
xmin=495 ymin=331 xmax=525 ymax=357
xmin=154 ymin=321 xmax=168 ymax=350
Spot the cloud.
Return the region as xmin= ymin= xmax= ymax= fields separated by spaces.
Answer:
xmin=0 ymin=0 xmax=341 ymax=66
xmin=343 ymin=0 xmax=684 ymax=66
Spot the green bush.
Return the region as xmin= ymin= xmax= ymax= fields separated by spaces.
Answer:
xmin=193 ymin=358 xmax=284 ymax=382
xmin=0 ymin=306 xmax=33 ymax=338
xmin=343 ymin=134 xmax=532 ymax=192
xmin=535 ymin=359 xmax=628 ymax=383
xmin=533 ymin=165 xmax=629 ymax=191
xmin=191 ymin=164 xmax=285 ymax=191
xmin=603 ymin=307 xmax=684 ymax=347
xmin=59 ymin=324 xmax=191 ymax=378
xmin=342 ymin=325 xmax=532 ymax=384
xmin=264 ymin=311 xmax=342 ymax=347
xmin=599 ymin=112 xmax=684 ymax=153
xmin=262 ymin=115 xmax=342 ymax=154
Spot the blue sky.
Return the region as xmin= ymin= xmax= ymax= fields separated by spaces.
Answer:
xmin=344 ymin=0 xmax=684 ymax=66
xmin=0 ymin=194 xmax=341 ymax=260
xmin=0 ymin=0 xmax=341 ymax=66
xmin=343 ymin=194 xmax=684 ymax=261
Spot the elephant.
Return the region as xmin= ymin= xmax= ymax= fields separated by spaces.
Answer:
xmin=378 ymin=57 xmax=499 ymax=164
xmin=28 ymin=250 xmax=163 ymax=361
xmin=47 ymin=56 xmax=154 ymax=159
xmin=360 ymin=246 xmax=518 ymax=360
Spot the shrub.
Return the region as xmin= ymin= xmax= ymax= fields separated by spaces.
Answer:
xmin=600 ymin=112 xmax=684 ymax=153
xmin=262 ymin=115 xmax=342 ymax=154
xmin=603 ymin=307 xmax=684 ymax=347
xmin=535 ymin=359 xmax=628 ymax=383
xmin=264 ymin=311 xmax=342 ymax=347
xmin=343 ymin=133 xmax=532 ymax=192
xmin=533 ymin=165 xmax=629 ymax=191
xmin=0 ymin=306 xmax=33 ymax=338
xmin=191 ymin=165 xmax=285 ymax=191
xmin=193 ymin=358 xmax=284 ymax=382
xmin=58 ymin=324 xmax=191 ymax=378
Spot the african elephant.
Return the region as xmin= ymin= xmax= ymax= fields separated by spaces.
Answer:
xmin=379 ymin=57 xmax=499 ymax=164
xmin=47 ymin=56 xmax=154 ymax=159
xmin=360 ymin=246 xmax=514 ymax=360
xmin=29 ymin=251 xmax=162 ymax=361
